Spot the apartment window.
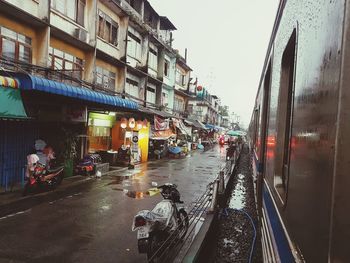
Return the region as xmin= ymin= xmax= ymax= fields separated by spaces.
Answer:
xmin=274 ymin=29 xmax=297 ymax=204
xmin=49 ymin=47 xmax=84 ymax=80
xmin=146 ymin=86 xmax=156 ymax=104
xmin=127 ymin=32 xmax=141 ymax=61
xmin=187 ymin=104 xmax=193 ymax=114
xmin=175 ymin=97 xmax=184 ymax=112
xmin=129 ymin=0 xmax=141 ymax=14
xmin=51 ymin=0 xmax=86 ymax=26
xmin=125 ymin=78 xmax=139 ymax=98
xmin=176 ymin=69 xmax=181 ymax=84
xmin=0 ymin=26 xmax=32 ymax=63
xmin=95 ymin=66 xmax=116 ymax=92
xmin=98 ymin=10 xmax=119 ymax=46
xmin=148 ymin=47 xmax=158 ymax=70
xmin=162 ymin=92 xmax=169 ymax=106
xmin=164 ymin=60 xmax=169 ymax=77
xmin=176 ymin=69 xmax=186 ymax=86
xmin=76 ymin=0 xmax=85 ymax=25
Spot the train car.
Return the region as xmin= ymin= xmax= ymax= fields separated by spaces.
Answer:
xmin=249 ymin=0 xmax=350 ymax=262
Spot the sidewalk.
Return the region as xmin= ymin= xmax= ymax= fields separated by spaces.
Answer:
xmin=0 ymin=165 xmax=132 ymax=218
xmin=0 ymin=147 xmax=212 ymax=218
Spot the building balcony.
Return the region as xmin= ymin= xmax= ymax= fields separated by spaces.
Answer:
xmin=96 ymin=37 xmax=121 ymax=60
xmin=50 ymin=10 xmax=92 ymax=48
xmin=1 ymin=0 xmax=47 ymax=22
xmin=120 ymin=0 xmax=143 ymax=23
xmin=0 ymin=0 xmax=49 ymax=29
xmin=0 ymin=57 xmax=120 ymax=97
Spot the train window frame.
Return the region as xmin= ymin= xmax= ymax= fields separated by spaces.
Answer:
xmin=273 ymin=27 xmax=298 ymax=206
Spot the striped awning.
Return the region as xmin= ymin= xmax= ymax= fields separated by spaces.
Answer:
xmin=0 ymin=76 xmax=28 ymax=119
xmin=0 ymin=76 xmax=19 ymax=88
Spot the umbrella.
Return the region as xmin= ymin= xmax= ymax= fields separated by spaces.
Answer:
xmin=227 ymin=130 xmax=246 ymax=136
xmin=169 ymin=146 xmax=182 ymax=154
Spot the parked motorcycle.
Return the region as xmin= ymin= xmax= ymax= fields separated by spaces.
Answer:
xmin=23 ymin=161 xmax=64 ymax=196
xmin=117 ymin=146 xmax=130 ymax=165
xmin=131 ymin=183 xmax=189 ymax=262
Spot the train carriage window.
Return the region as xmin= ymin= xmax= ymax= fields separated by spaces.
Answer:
xmin=254 ymin=107 xmax=260 ymax=152
xmin=274 ymin=29 xmax=297 ymax=204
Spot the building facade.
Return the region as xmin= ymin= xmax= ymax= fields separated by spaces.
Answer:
xmin=0 ymin=0 xmax=226 ymax=191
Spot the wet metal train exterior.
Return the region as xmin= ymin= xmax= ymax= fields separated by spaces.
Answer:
xmin=249 ymin=0 xmax=350 ymax=262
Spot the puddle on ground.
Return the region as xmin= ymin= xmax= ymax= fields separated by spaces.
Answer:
xmin=228 ymin=174 xmax=246 ymax=210
xmin=122 ymin=187 xmax=161 ymax=199
xmin=124 ymin=189 xmax=146 ymax=199
xmin=106 ymin=174 xmax=135 ymax=185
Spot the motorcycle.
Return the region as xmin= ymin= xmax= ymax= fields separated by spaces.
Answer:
xmin=226 ymin=142 xmax=237 ymax=161
xmin=131 ymin=183 xmax=189 ymax=262
xmin=219 ymin=136 xmax=225 ymax=146
xmin=117 ymin=146 xmax=130 ymax=166
xmin=23 ymin=161 xmax=64 ymax=196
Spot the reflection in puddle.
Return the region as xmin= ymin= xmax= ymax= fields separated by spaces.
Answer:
xmin=122 ymin=187 xmax=160 ymax=199
xmin=123 ymin=189 xmax=146 ymax=199
xmin=228 ymin=174 xmax=246 ymax=210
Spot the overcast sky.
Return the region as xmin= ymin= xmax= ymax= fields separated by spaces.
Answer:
xmin=150 ymin=0 xmax=279 ymax=127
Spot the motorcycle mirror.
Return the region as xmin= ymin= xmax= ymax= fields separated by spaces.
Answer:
xmin=151 ymin=181 xmax=158 ymax=187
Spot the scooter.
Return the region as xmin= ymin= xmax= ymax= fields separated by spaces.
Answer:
xmin=131 ymin=183 xmax=189 ymax=262
xmin=226 ymin=142 xmax=237 ymax=161
xmin=219 ymin=136 xmax=225 ymax=146
xmin=23 ymin=161 xmax=64 ymax=196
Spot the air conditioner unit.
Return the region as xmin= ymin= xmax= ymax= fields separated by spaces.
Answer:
xmin=74 ymin=28 xmax=88 ymax=42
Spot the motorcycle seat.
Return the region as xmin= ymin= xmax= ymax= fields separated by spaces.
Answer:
xmin=149 ymin=211 xmax=168 ymax=221
xmin=47 ymin=166 xmax=64 ymax=174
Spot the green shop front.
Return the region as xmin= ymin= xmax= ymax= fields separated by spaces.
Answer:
xmin=0 ymin=76 xmax=36 ymax=191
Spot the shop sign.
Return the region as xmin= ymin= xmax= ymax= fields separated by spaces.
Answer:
xmin=132 ymin=131 xmax=139 ymax=153
xmin=88 ymin=112 xmax=115 ymax=127
xmin=132 ymin=143 xmax=138 ymax=153
xmin=66 ymin=106 xmax=87 ymax=122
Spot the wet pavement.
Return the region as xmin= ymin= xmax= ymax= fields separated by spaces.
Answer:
xmin=0 ymin=145 xmax=227 ymax=263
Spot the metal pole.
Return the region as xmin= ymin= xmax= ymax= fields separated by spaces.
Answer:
xmin=209 ymin=180 xmax=218 ymax=213
xmin=218 ymin=170 xmax=224 ymax=194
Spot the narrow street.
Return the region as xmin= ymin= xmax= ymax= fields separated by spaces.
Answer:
xmin=0 ymin=145 xmax=227 ymax=263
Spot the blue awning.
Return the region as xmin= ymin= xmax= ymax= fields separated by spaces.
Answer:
xmin=205 ymin=124 xmax=221 ymax=131
xmin=15 ymin=74 xmax=138 ymax=110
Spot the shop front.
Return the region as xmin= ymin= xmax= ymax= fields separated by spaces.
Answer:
xmin=12 ymin=72 xmax=138 ymax=180
xmin=112 ymin=117 xmax=150 ymax=163
xmin=0 ymin=76 xmax=34 ymax=191
xmin=88 ymin=112 xmax=115 ymax=152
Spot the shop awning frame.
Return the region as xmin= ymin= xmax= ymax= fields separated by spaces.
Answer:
xmin=15 ymin=73 xmax=138 ymax=110
xmin=138 ymin=106 xmax=174 ymax=118
xmin=185 ymin=119 xmax=207 ymax=130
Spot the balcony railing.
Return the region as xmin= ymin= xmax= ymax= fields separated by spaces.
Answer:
xmin=0 ymin=56 xmax=122 ymax=97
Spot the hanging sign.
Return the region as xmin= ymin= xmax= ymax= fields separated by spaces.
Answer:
xmin=154 ymin=115 xmax=169 ymax=131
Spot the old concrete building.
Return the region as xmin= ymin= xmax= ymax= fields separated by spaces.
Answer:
xmin=187 ymin=87 xmax=221 ymax=126
xmin=173 ymin=53 xmax=192 ymax=118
